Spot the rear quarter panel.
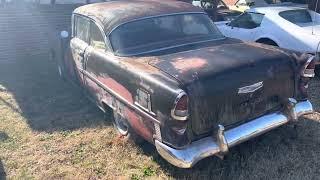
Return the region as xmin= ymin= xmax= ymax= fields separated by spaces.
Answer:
xmin=85 ymin=50 xmax=182 ymax=143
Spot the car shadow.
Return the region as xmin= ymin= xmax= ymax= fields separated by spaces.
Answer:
xmin=0 ymin=57 xmax=109 ymax=133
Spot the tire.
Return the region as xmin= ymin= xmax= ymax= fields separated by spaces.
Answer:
xmin=112 ymin=111 xmax=144 ymax=144
xmin=315 ymin=65 xmax=320 ymax=77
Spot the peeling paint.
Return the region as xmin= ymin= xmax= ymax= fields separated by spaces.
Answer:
xmin=171 ymin=58 xmax=208 ymax=73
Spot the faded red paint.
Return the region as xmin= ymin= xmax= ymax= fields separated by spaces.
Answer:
xmin=97 ymin=76 xmax=153 ymax=141
xmin=98 ymin=77 xmax=134 ymax=103
xmin=171 ymin=58 xmax=208 ymax=73
xmin=125 ymin=108 xmax=153 ymax=142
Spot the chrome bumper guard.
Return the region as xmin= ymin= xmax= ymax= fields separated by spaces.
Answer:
xmin=155 ymin=100 xmax=313 ymax=168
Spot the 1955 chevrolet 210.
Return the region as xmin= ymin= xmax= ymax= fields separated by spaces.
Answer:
xmin=61 ymin=0 xmax=315 ymax=168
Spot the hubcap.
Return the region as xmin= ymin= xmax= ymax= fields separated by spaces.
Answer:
xmin=114 ymin=114 xmax=129 ymax=136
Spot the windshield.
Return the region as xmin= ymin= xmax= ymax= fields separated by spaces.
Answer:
xmin=279 ymin=9 xmax=312 ymax=24
xmin=109 ymin=13 xmax=224 ymax=56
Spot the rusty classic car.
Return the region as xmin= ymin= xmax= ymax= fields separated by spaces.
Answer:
xmin=60 ymin=0 xmax=315 ymax=168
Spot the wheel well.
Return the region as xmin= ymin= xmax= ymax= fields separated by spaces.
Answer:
xmin=256 ymin=38 xmax=278 ymax=46
xmin=101 ymin=101 xmax=114 ymax=119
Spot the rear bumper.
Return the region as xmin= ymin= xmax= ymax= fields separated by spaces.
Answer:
xmin=155 ymin=99 xmax=313 ymax=168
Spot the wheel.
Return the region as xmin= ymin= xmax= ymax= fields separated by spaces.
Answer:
xmin=112 ymin=112 xmax=144 ymax=144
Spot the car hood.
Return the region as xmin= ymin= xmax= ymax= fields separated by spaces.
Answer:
xmin=148 ymin=41 xmax=293 ymax=85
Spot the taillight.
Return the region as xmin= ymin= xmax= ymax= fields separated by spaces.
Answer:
xmin=171 ymin=91 xmax=188 ymax=121
xmin=299 ymin=56 xmax=315 ymax=97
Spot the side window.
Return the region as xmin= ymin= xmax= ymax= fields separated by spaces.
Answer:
xmin=75 ymin=15 xmax=90 ymax=43
xmin=230 ymin=12 xmax=264 ymax=29
xmin=90 ymin=22 xmax=106 ymax=50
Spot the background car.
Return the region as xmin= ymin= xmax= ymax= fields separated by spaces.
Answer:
xmin=227 ymin=0 xmax=307 ymax=12
xmin=215 ymin=6 xmax=320 ymax=75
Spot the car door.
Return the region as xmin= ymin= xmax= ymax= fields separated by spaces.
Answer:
xmin=221 ymin=12 xmax=264 ymax=42
xmin=82 ymin=21 xmax=107 ymax=104
xmin=70 ymin=15 xmax=90 ymax=85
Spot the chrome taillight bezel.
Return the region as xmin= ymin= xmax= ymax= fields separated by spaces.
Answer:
xmin=171 ymin=91 xmax=188 ymax=121
xmin=301 ymin=56 xmax=316 ymax=78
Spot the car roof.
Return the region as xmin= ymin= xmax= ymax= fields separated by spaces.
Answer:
xmin=248 ymin=6 xmax=308 ymax=14
xmin=74 ymin=0 xmax=203 ymax=35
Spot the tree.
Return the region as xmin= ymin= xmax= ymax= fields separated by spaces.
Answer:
xmin=200 ymin=0 xmax=219 ymax=21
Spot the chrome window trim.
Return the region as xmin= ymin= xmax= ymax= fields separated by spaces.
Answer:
xmin=106 ymin=12 xmax=226 ymax=56
xmin=72 ymin=13 xmax=112 ymax=52
xmin=72 ymin=14 xmax=75 ymax=38
xmin=72 ymin=14 xmax=91 ymax=44
xmin=107 ymin=12 xmax=207 ymax=37
xmin=119 ymin=38 xmax=226 ymax=57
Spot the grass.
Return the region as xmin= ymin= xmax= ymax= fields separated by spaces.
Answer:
xmin=0 ymin=57 xmax=319 ymax=179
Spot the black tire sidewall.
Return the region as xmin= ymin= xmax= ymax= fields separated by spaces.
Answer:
xmin=315 ymin=65 xmax=320 ymax=77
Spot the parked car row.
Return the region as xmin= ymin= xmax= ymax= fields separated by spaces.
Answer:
xmin=58 ymin=0 xmax=316 ymax=168
xmin=215 ymin=6 xmax=320 ymax=75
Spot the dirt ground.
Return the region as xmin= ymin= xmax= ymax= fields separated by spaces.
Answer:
xmin=0 ymin=58 xmax=319 ymax=179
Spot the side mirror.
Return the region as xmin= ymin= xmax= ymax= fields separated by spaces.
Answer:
xmin=60 ymin=30 xmax=69 ymax=39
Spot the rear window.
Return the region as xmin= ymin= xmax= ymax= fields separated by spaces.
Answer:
xmin=279 ymin=9 xmax=312 ymax=24
xmin=109 ymin=13 xmax=224 ymax=56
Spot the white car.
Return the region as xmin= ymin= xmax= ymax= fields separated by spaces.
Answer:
xmin=216 ymin=6 xmax=320 ymax=65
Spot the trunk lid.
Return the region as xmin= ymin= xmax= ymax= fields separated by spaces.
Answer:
xmin=149 ymin=42 xmax=296 ymax=135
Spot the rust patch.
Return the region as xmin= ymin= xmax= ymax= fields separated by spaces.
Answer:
xmin=121 ymin=57 xmax=161 ymax=74
xmin=171 ymin=58 xmax=208 ymax=73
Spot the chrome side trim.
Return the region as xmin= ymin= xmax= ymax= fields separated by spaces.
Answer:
xmin=156 ymin=100 xmax=313 ymax=168
xmin=238 ymin=81 xmax=263 ymax=94
xmin=80 ymin=69 xmax=160 ymax=124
